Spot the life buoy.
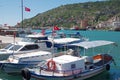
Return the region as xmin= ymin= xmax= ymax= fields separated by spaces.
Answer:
xmin=21 ymin=68 xmax=31 ymax=80
xmin=106 ymin=64 xmax=110 ymax=71
xmin=47 ymin=60 xmax=56 ymax=71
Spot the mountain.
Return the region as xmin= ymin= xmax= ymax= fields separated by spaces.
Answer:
xmin=17 ymin=0 xmax=120 ymax=30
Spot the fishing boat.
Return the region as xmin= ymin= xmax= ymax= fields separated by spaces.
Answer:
xmin=21 ymin=40 xmax=116 ymax=80
xmin=48 ymin=32 xmax=88 ymax=48
xmin=0 ymin=51 xmax=52 ymax=74
xmin=0 ymin=50 xmax=64 ymax=74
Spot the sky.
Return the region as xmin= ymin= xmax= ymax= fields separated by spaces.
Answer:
xmin=0 ymin=0 xmax=102 ymax=26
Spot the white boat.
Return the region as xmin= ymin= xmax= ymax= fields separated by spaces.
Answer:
xmin=0 ymin=49 xmax=67 ymax=74
xmin=22 ymin=33 xmax=53 ymax=48
xmin=23 ymin=32 xmax=88 ymax=48
xmin=48 ymin=32 xmax=89 ymax=48
xmin=21 ymin=40 xmax=116 ymax=80
xmin=0 ymin=51 xmax=53 ymax=74
xmin=0 ymin=41 xmax=56 ymax=60
xmin=0 ymin=32 xmax=59 ymax=60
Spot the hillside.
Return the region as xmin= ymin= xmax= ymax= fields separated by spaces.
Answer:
xmin=17 ymin=0 xmax=120 ymax=30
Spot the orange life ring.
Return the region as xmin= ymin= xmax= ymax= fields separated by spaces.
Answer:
xmin=47 ymin=60 xmax=56 ymax=71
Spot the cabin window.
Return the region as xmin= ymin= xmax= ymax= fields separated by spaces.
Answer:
xmin=9 ymin=45 xmax=22 ymax=51
xmin=4 ymin=43 xmax=13 ymax=49
xmin=20 ymin=44 xmax=39 ymax=51
xmin=71 ymin=64 xmax=76 ymax=69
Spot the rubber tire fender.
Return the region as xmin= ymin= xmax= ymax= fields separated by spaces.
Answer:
xmin=21 ymin=68 xmax=31 ymax=80
xmin=106 ymin=64 xmax=110 ymax=71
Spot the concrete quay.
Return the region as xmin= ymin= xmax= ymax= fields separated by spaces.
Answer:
xmin=0 ymin=35 xmax=22 ymax=48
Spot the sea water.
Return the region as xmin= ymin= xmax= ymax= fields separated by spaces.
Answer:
xmin=0 ymin=30 xmax=120 ymax=80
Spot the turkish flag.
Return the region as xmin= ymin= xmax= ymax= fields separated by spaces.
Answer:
xmin=53 ymin=26 xmax=60 ymax=31
xmin=25 ymin=7 xmax=31 ymax=12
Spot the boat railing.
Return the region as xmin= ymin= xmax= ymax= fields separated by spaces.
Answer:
xmin=39 ymin=67 xmax=83 ymax=76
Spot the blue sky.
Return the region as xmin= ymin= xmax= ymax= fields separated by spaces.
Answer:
xmin=0 ymin=0 xmax=102 ymax=26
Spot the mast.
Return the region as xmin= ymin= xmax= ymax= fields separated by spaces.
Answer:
xmin=21 ymin=0 xmax=23 ymax=29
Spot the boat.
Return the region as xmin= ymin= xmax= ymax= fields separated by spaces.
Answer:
xmin=0 ymin=40 xmax=56 ymax=60
xmin=48 ymin=32 xmax=88 ymax=48
xmin=0 ymin=48 xmax=69 ymax=74
xmin=0 ymin=32 xmax=60 ymax=61
xmin=22 ymin=32 xmax=88 ymax=48
xmin=21 ymin=40 xmax=116 ymax=80
xmin=0 ymin=51 xmax=53 ymax=74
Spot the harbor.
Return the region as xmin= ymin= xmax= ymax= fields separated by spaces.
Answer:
xmin=0 ymin=30 xmax=120 ymax=80
xmin=0 ymin=0 xmax=120 ymax=80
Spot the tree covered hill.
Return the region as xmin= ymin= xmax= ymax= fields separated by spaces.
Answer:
xmin=18 ymin=0 xmax=120 ymax=29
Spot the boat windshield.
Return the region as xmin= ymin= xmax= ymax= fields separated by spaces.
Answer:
xmin=9 ymin=45 xmax=22 ymax=51
xmin=4 ymin=43 xmax=13 ymax=49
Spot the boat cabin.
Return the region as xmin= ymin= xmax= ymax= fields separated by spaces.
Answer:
xmin=22 ymin=34 xmax=52 ymax=48
xmin=46 ymin=55 xmax=85 ymax=75
xmin=1 ymin=42 xmax=39 ymax=53
xmin=0 ymin=40 xmax=55 ymax=54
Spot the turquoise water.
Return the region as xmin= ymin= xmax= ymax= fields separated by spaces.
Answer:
xmin=0 ymin=30 xmax=120 ymax=80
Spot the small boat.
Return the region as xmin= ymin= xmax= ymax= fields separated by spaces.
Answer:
xmin=22 ymin=33 xmax=53 ymax=48
xmin=0 ymin=32 xmax=59 ymax=60
xmin=21 ymin=40 xmax=116 ymax=80
xmin=48 ymin=32 xmax=88 ymax=48
xmin=0 ymin=49 xmax=69 ymax=74
xmin=0 ymin=41 xmax=56 ymax=60
xmin=0 ymin=51 xmax=56 ymax=74
xmin=23 ymin=32 xmax=88 ymax=48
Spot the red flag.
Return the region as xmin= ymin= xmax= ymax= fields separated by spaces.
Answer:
xmin=25 ymin=7 xmax=31 ymax=12
xmin=41 ymin=29 xmax=45 ymax=35
xmin=53 ymin=26 xmax=60 ymax=31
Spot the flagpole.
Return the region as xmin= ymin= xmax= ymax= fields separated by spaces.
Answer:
xmin=21 ymin=0 xmax=23 ymax=29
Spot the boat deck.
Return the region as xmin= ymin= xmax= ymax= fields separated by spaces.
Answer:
xmin=94 ymin=60 xmax=110 ymax=66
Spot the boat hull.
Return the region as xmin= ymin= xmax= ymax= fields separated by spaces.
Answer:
xmin=3 ymin=62 xmax=39 ymax=74
xmin=0 ymin=53 xmax=11 ymax=60
xmin=30 ymin=65 xmax=108 ymax=80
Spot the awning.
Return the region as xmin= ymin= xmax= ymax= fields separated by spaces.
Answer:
xmin=69 ymin=40 xmax=115 ymax=49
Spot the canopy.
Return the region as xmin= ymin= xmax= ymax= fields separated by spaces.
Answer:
xmin=53 ymin=38 xmax=80 ymax=44
xmin=69 ymin=40 xmax=115 ymax=49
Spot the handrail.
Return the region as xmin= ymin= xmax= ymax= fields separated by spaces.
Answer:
xmin=39 ymin=67 xmax=83 ymax=76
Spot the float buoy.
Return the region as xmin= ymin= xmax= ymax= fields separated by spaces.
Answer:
xmin=47 ymin=60 xmax=56 ymax=71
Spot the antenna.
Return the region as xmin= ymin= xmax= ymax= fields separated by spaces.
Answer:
xmin=21 ymin=0 xmax=24 ymax=29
